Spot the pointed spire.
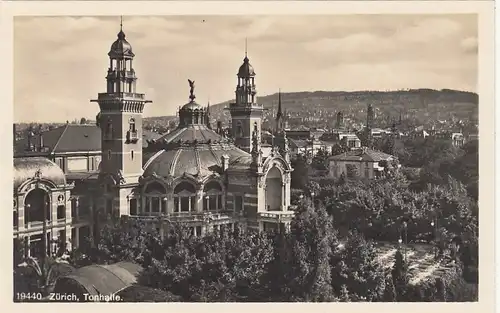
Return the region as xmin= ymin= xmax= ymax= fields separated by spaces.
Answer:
xmin=276 ymin=89 xmax=283 ymax=121
xmin=117 ymin=15 xmax=126 ymax=39
xmin=245 ymin=37 xmax=248 ymax=58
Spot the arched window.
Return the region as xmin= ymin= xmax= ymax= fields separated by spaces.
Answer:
xmin=203 ymin=181 xmax=223 ymax=211
xmin=24 ymin=188 xmax=50 ymax=225
xmin=173 ymin=182 xmax=196 ymax=213
xmin=144 ymin=182 xmax=167 ymax=215
xmin=106 ymin=120 xmax=113 ymax=139
xmin=129 ymin=118 xmax=136 ymax=132
xmin=236 ymin=121 xmax=243 ymax=138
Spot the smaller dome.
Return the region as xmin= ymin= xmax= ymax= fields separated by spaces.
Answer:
xmin=181 ymin=100 xmax=204 ymax=111
xmin=238 ymin=56 xmax=256 ymax=77
xmin=14 ymin=157 xmax=66 ymax=191
xmin=108 ymin=30 xmax=134 ymax=59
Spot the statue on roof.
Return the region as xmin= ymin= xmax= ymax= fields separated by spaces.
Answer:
xmin=188 ymin=79 xmax=196 ymax=101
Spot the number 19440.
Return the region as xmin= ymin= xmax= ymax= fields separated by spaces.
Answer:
xmin=15 ymin=292 xmax=44 ymax=301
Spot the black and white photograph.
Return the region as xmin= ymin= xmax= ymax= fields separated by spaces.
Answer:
xmin=7 ymin=1 xmax=494 ymax=307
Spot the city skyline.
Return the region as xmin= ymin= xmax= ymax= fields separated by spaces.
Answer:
xmin=14 ymin=14 xmax=478 ymax=123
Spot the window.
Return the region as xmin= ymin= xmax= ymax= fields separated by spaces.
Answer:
xmin=131 ymin=150 xmax=134 ymax=160
xmin=13 ymin=210 xmax=18 ymax=228
xmin=196 ymin=226 xmax=202 ymax=237
xmin=57 ymin=205 xmax=66 ymax=220
xmin=130 ymin=198 xmax=138 ymax=215
xmin=71 ymin=199 xmax=77 ymax=219
xmin=106 ymin=120 xmax=113 ymax=139
xmin=234 ymin=195 xmax=243 ymax=212
xmin=129 ymin=118 xmax=136 ymax=132
xmin=364 ymin=167 xmax=370 ymax=178
xmin=203 ymin=181 xmax=223 ymax=212
xmin=107 ymin=150 xmax=112 ymax=160
xmin=236 ymin=122 xmax=243 ymax=137
xmin=174 ymin=182 xmax=197 ymax=213
xmin=144 ymin=182 xmax=167 ymax=215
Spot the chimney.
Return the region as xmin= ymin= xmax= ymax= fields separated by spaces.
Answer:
xmin=221 ymin=154 xmax=229 ymax=171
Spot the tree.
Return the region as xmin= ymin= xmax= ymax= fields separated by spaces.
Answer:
xmin=80 ymin=117 xmax=87 ymax=124
xmin=290 ymin=155 xmax=310 ymax=189
xmin=331 ymin=232 xmax=387 ymax=301
xmin=391 ymin=249 xmax=410 ymax=301
xmin=281 ymin=202 xmax=336 ymax=301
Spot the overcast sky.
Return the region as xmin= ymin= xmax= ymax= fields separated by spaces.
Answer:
xmin=14 ymin=15 xmax=477 ymax=123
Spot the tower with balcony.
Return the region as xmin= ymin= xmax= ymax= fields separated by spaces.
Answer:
xmin=91 ymin=20 xmax=152 ymax=217
xmin=228 ymin=50 xmax=264 ymax=153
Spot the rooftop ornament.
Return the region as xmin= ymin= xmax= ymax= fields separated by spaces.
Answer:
xmin=188 ymin=79 xmax=196 ymax=102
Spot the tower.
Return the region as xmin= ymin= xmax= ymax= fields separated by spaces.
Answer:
xmin=366 ymin=103 xmax=374 ymax=129
xmin=336 ymin=111 xmax=344 ymax=129
xmin=228 ymin=45 xmax=263 ymax=153
xmin=91 ymin=18 xmax=152 ymax=216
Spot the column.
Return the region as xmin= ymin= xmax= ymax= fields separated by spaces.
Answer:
xmin=196 ymin=189 xmax=203 ymax=213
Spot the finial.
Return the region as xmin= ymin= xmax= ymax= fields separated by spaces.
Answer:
xmin=120 ymin=16 xmax=123 ymax=31
xmin=245 ymin=38 xmax=248 ymax=58
xmin=188 ymin=79 xmax=196 ymax=101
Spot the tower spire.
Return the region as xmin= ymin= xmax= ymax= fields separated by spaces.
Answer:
xmin=245 ymin=37 xmax=248 ymax=58
xmin=276 ymin=89 xmax=282 ymax=121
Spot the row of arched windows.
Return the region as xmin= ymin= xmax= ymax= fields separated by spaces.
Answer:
xmin=139 ymin=180 xmax=224 ymax=215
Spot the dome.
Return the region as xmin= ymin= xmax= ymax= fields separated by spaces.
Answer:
xmin=238 ymin=56 xmax=256 ymax=77
xmin=181 ymin=100 xmax=203 ymax=111
xmin=53 ymin=262 xmax=142 ymax=299
xmin=143 ymin=125 xmax=252 ymax=179
xmin=14 ymin=157 xmax=66 ymax=191
xmin=108 ymin=30 xmax=134 ymax=59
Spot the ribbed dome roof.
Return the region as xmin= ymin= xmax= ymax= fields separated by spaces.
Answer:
xmin=143 ymin=125 xmax=252 ymax=179
xmin=108 ymin=30 xmax=134 ymax=59
xmin=238 ymin=56 xmax=256 ymax=77
xmin=181 ymin=100 xmax=203 ymax=111
xmin=14 ymin=157 xmax=66 ymax=191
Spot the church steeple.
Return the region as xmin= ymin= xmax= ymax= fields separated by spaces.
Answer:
xmin=275 ymin=89 xmax=284 ymax=133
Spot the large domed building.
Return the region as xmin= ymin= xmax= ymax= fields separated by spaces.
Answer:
xmin=92 ymin=24 xmax=294 ymax=235
xmin=12 ymin=21 xmax=296 ymax=261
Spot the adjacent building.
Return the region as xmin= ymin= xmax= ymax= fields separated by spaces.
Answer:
xmin=328 ymin=148 xmax=397 ymax=180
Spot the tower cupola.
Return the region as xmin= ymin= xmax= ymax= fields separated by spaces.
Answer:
xmin=178 ymin=79 xmax=209 ymax=127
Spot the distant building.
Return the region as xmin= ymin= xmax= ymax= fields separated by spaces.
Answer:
xmin=451 ymin=132 xmax=465 ymax=147
xmin=328 ymin=148 xmax=397 ymax=180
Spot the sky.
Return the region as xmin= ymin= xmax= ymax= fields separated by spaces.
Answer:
xmin=14 ymin=15 xmax=478 ymax=123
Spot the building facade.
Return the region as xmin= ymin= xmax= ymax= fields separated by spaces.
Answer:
xmin=328 ymin=148 xmax=397 ymax=180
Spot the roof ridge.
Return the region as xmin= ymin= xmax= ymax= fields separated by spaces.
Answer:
xmin=169 ymin=149 xmax=183 ymax=176
xmin=51 ymin=123 xmax=69 ymax=154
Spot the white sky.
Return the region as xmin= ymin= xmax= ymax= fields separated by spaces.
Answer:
xmin=14 ymin=15 xmax=477 ymax=123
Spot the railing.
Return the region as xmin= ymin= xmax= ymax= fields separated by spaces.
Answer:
xmin=258 ymin=211 xmax=295 ymax=221
xmin=129 ymin=210 xmax=234 ymax=223
xmin=98 ymin=92 xmax=145 ymax=100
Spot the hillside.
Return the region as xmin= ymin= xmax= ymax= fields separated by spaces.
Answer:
xmin=143 ymin=89 xmax=478 ymax=130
